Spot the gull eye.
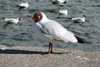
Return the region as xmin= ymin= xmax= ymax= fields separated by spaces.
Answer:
xmin=38 ymin=16 xmax=41 ymax=19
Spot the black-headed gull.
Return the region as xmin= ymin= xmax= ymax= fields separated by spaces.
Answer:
xmin=17 ymin=2 xmax=29 ymax=10
xmin=2 ymin=17 xmax=21 ymax=24
xmin=69 ymin=15 xmax=86 ymax=23
xmin=58 ymin=9 xmax=68 ymax=17
xmin=28 ymin=12 xmax=91 ymax=55
xmin=50 ymin=0 xmax=67 ymax=5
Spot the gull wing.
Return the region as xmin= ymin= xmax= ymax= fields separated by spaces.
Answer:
xmin=38 ymin=20 xmax=77 ymax=42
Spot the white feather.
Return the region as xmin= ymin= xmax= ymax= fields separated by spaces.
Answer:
xmin=3 ymin=17 xmax=20 ymax=24
xmin=59 ymin=9 xmax=68 ymax=17
xmin=32 ymin=12 xmax=77 ymax=44
xmin=18 ymin=2 xmax=29 ymax=8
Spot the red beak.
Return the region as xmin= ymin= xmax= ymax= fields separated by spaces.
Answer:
xmin=28 ymin=19 xmax=34 ymax=22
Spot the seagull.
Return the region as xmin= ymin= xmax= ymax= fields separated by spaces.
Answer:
xmin=50 ymin=0 xmax=68 ymax=5
xmin=28 ymin=12 xmax=91 ymax=55
xmin=2 ymin=17 xmax=21 ymax=24
xmin=17 ymin=2 xmax=30 ymax=10
xmin=58 ymin=9 xmax=68 ymax=17
xmin=68 ymin=15 xmax=86 ymax=23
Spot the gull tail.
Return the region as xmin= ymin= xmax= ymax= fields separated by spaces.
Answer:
xmin=75 ymin=36 xmax=92 ymax=44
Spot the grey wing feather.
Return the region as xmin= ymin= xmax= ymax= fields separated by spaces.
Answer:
xmin=38 ymin=21 xmax=64 ymax=41
xmin=38 ymin=20 xmax=77 ymax=42
xmin=74 ymin=19 xmax=83 ymax=23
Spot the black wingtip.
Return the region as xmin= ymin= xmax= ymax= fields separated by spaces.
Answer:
xmin=75 ymin=36 xmax=92 ymax=44
xmin=2 ymin=17 xmax=5 ymax=19
xmin=64 ymin=1 xmax=66 ymax=4
xmin=18 ymin=8 xmax=21 ymax=11
xmin=16 ymin=5 xmax=19 ymax=7
xmin=67 ymin=17 xmax=72 ymax=19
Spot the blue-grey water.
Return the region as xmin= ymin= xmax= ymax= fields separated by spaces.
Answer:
xmin=0 ymin=0 xmax=100 ymax=51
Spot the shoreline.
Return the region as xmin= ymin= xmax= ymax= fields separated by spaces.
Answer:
xmin=0 ymin=45 xmax=100 ymax=67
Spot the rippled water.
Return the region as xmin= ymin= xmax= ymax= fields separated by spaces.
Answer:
xmin=0 ymin=0 xmax=100 ymax=51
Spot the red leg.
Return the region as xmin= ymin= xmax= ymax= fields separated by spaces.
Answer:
xmin=47 ymin=43 xmax=51 ymax=54
xmin=50 ymin=43 xmax=53 ymax=53
xmin=42 ymin=43 xmax=53 ymax=55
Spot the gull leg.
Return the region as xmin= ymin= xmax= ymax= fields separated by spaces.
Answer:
xmin=42 ymin=42 xmax=53 ymax=55
xmin=50 ymin=43 xmax=53 ymax=53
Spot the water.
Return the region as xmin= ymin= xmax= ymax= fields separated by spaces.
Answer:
xmin=0 ymin=0 xmax=100 ymax=51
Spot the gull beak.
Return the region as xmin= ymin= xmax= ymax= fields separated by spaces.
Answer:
xmin=28 ymin=19 xmax=34 ymax=22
